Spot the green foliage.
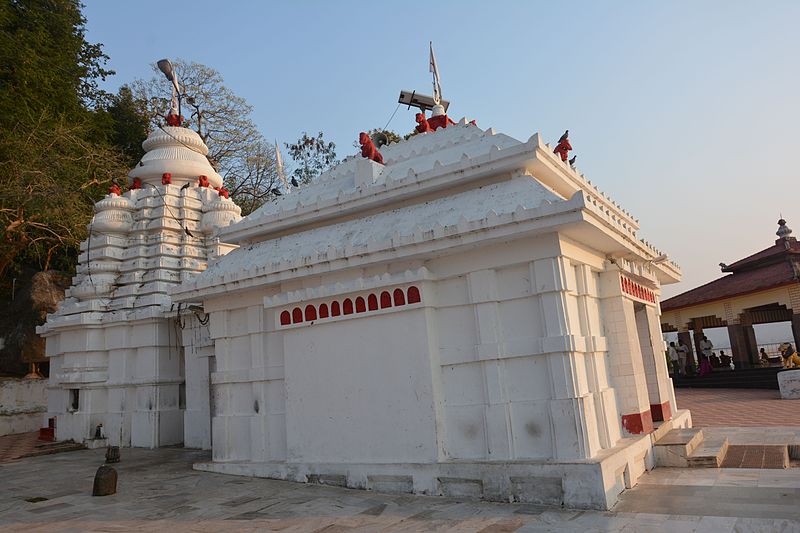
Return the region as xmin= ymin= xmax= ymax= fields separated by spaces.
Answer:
xmin=0 ymin=0 xmax=113 ymax=120
xmin=286 ymin=131 xmax=337 ymax=184
xmin=0 ymin=0 xmax=129 ymax=294
xmin=105 ymin=85 xmax=148 ymax=166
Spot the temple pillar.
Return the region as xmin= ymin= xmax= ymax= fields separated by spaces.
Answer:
xmin=677 ymin=331 xmax=695 ymax=367
xmin=791 ymin=315 xmax=800 ymax=352
xmin=743 ymin=325 xmax=758 ymax=367
xmin=599 ymin=270 xmax=653 ymax=436
xmin=636 ymin=304 xmax=673 ymax=422
xmin=728 ymin=324 xmax=757 ymax=368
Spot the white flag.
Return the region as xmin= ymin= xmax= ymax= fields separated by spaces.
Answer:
xmin=275 ymin=139 xmax=290 ymax=192
xmin=429 ymin=41 xmax=442 ymax=104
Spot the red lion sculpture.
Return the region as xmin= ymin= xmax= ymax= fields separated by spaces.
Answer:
xmin=553 ymin=130 xmax=572 ymax=162
xmin=415 ymin=113 xmax=431 ymax=134
xmin=359 ymin=132 xmax=384 ymax=165
xmin=109 ymin=183 xmax=122 ymax=196
xmin=198 ymin=175 xmax=210 ymax=188
xmin=215 ymin=186 xmax=229 ymax=199
xmin=161 ymin=173 xmax=172 ymax=185
xmin=129 ymin=177 xmax=142 ymax=190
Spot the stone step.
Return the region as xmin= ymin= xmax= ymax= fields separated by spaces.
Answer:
xmin=654 ymin=428 xmax=705 ymax=467
xmin=20 ymin=440 xmax=86 ymax=459
xmin=687 ymin=434 xmax=729 ymax=468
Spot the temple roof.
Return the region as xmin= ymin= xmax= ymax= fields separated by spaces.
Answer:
xmin=172 ymin=120 xmax=681 ymax=301
xmin=662 ymin=221 xmax=800 ymax=312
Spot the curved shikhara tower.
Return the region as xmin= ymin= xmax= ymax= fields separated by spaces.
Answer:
xmin=38 ymin=125 xmax=241 ymax=448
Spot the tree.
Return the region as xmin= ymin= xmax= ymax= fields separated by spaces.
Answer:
xmin=286 ymin=131 xmax=337 ymax=184
xmin=105 ymin=85 xmax=149 ymax=166
xmin=224 ymin=140 xmax=282 ymax=216
xmin=131 ymin=60 xmax=275 ymax=212
xmin=0 ymin=0 xmax=127 ymax=290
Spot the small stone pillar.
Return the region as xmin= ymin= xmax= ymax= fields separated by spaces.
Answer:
xmin=92 ymin=465 xmax=118 ymax=496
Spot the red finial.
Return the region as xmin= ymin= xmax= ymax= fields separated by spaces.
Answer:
xmin=358 ymin=132 xmax=384 ymax=164
xmin=130 ymin=177 xmax=142 ymax=190
xmin=198 ymin=175 xmax=210 ymax=188
xmin=109 ymin=183 xmax=122 ymax=196
xmin=215 ymin=186 xmax=229 ymax=199
xmin=165 ymin=113 xmax=183 ymax=127
xmin=161 ymin=173 xmax=172 ymax=185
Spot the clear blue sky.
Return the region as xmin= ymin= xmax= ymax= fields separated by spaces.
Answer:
xmin=83 ymin=1 xmax=800 ymax=298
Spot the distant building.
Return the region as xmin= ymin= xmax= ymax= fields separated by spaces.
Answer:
xmin=661 ymin=219 xmax=800 ymax=367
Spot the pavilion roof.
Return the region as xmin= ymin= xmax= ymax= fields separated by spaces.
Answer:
xmin=662 ymin=234 xmax=800 ymax=312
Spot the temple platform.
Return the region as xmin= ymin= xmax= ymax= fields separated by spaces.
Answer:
xmin=193 ymin=409 xmax=693 ymax=511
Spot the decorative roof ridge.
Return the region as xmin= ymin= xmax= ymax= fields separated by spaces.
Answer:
xmin=219 ymin=133 xmax=542 ymax=244
xmin=723 ymin=239 xmax=800 ymax=273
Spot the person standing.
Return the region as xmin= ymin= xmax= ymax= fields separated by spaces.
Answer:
xmin=677 ymin=341 xmax=690 ymax=375
xmin=699 ymin=335 xmax=714 ymax=360
xmin=668 ymin=342 xmax=680 ymax=376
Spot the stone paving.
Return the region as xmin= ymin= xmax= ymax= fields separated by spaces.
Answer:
xmin=675 ymin=387 xmax=800 ymax=427
xmin=2 ymin=448 xmax=800 ymax=532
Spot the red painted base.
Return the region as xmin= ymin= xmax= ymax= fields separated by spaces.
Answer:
xmin=38 ymin=427 xmax=55 ymax=441
xmin=650 ymin=401 xmax=672 ymax=422
xmin=621 ymin=409 xmax=654 ymax=435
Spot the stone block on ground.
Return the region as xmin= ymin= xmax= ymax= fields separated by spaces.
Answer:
xmin=778 ymin=370 xmax=800 ymax=399
xmin=92 ymin=465 xmax=117 ymax=496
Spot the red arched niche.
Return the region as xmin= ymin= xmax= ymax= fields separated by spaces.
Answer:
xmin=380 ymin=291 xmax=392 ymax=309
xmin=407 ymin=286 xmax=421 ymax=304
xmin=305 ymin=305 xmax=317 ymax=321
xmin=280 ymin=310 xmax=291 ymax=326
xmin=355 ymin=297 xmax=366 ymax=313
xmin=343 ymin=299 xmax=354 ymax=315
xmin=292 ymin=307 xmax=303 ymax=324
xmin=393 ymin=288 xmax=405 ymax=306
xmin=319 ymin=303 xmax=329 ymax=319
xmin=331 ymin=301 xmax=341 ymax=317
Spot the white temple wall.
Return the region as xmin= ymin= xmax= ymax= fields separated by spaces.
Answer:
xmin=283 ymin=309 xmax=438 ymax=463
xmin=202 ymin=232 xmax=643 ymax=467
xmin=43 ymin=318 xmax=184 ymax=448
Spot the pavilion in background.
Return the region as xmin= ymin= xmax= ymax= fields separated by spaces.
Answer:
xmin=661 ymin=220 xmax=800 ymax=368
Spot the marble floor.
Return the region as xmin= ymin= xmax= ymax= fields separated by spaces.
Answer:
xmin=2 ymin=448 xmax=800 ymax=532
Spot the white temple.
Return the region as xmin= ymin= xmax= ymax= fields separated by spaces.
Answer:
xmin=41 ymin=109 xmax=689 ymax=509
xmin=37 ymin=125 xmax=240 ymax=448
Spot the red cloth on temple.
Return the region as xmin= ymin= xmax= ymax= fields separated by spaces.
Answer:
xmin=427 ymin=114 xmax=456 ymax=131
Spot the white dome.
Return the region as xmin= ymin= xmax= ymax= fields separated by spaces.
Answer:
xmin=128 ymin=126 xmax=223 ymax=188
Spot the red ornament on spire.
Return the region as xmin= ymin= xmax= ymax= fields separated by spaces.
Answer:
xmin=198 ymin=175 xmax=210 ymax=188
xmin=130 ymin=177 xmax=142 ymax=190
xmin=161 ymin=173 xmax=172 ymax=185
xmin=165 ymin=113 xmax=183 ymax=127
